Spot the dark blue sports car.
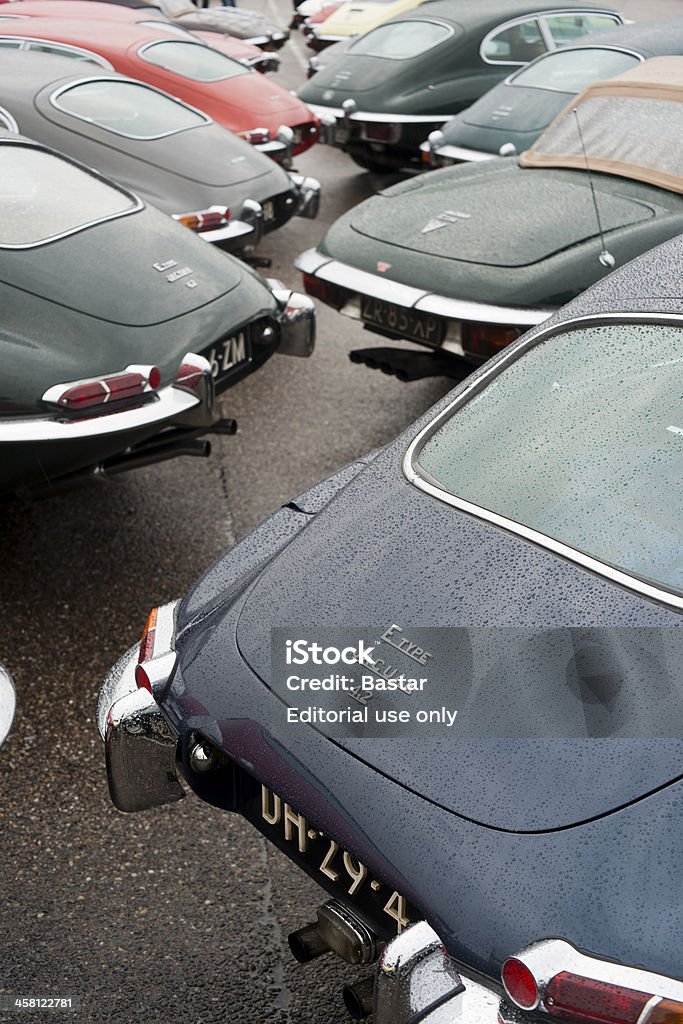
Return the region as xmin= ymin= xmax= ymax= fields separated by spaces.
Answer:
xmin=98 ymin=233 xmax=683 ymax=1022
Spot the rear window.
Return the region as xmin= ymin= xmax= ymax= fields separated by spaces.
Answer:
xmin=511 ymin=47 xmax=640 ymax=93
xmin=53 ymin=79 xmax=208 ymax=139
xmin=139 ymin=40 xmax=248 ymax=81
xmin=0 ymin=144 xmax=138 ymax=247
xmin=482 ymin=18 xmax=546 ymax=63
xmin=411 ymin=321 xmax=683 ymax=598
xmin=544 ymin=12 xmax=621 ymax=46
xmin=350 ymin=20 xmax=453 ymax=59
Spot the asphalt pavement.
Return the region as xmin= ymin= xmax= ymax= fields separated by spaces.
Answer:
xmin=0 ymin=0 xmax=680 ymax=1020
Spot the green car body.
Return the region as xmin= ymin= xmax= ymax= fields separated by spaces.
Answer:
xmin=425 ymin=20 xmax=683 ymax=166
xmin=296 ymin=59 xmax=683 ymax=379
xmin=298 ymin=0 xmax=622 ymax=171
xmin=0 ymin=134 xmax=315 ymax=494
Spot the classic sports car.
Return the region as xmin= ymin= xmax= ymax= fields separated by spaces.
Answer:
xmin=149 ymin=0 xmax=289 ymax=51
xmin=0 ymin=665 xmax=15 ymax=749
xmin=0 ymin=50 xmax=320 ymax=256
xmin=98 ymin=231 xmax=683 ymax=1023
xmin=297 ymin=57 xmax=683 ymax=380
xmin=425 ymin=20 xmax=683 ymax=167
xmin=304 ymin=0 xmax=422 ymax=52
xmin=0 ymin=132 xmax=315 ymax=494
xmin=0 ymin=1 xmax=281 ymax=71
xmin=0 ymin=17 xmax=319 ymax=161
xmin=297 ymin=0 xmax=622 ymax=171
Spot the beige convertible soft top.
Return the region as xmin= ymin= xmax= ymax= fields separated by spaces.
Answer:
xmin=520 ymin=56 xmax=683 ymax=194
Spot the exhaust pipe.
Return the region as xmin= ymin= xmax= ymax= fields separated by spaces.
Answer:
xmin=288 ymin=923 xmax=330 ymax=963
xmin=343 ymin=976 xmax=375 ymax=1019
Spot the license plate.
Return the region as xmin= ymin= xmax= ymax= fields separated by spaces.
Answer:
xmin=360 ymin=296 xmax=445 ymax=347
xmin=262 ymin=200 xmax=276 ymax=223
xmin=202 ymin=330 xmax=250 ymax=383
xmin=251 ymin=783 xmax=417 ymax=938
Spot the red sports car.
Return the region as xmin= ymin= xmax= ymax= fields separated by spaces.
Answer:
xmin=0 ymin=1 xmax=280 ymax=71
xmin=0 ymin=14 xmax=318 ymax=158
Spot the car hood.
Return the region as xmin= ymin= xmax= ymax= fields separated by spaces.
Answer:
xmin=0 ymin=203 xmax=244 ymax=326
xmin=338 ymin=161 xmax=656 ymax=268
xmin=228 ymin=434 xmax=683 ymax=833
xmin=443 ymin=83 xmax=572 ymax=150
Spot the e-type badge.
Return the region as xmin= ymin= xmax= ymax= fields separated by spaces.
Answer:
xmin=421 ymin=210 xmax=471 ymax=234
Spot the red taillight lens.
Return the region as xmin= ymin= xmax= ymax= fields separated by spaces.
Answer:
xmin=238 ymin=127 xmax=270 ymax=145
xmin=174 ymin=207 xmax=229 ymax=233
xmin=46 ymin=367 xmax=159 ymax=411
xmin=292 ymin=121 xmax=318 ymax=154
xmin=175 ymin=358 xmax=205 ymax=392
xmin=544 ymin=973 xmax=651 ymax=1024
xmin=462 ymin=323 xmax=520 ymax=361
xmin=138 ymin=607 xmax=158 ymax=666
xmin=302 ymin=273 xmax=348 ymax=309
xmin=502 ymin=958 xmax=540 ymax=1011
xmin=135 ymin=663 xmax=152 ymax=693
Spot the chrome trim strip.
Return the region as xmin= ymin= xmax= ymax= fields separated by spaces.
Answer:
xmin=0 ymin=386 xmax=200 ymax=444
xmin=49 ymin=76 xmax=212 ymax=141
xmin=294 ymin=249 xmax=553 ymax=326
xmin=0 ymin=36 xmax=113 ymax=68
xmin=0 ymin=104 xmax=19 ymax=133
xmin=305 ymin=102 xmax=452 ymax=124
xmin=403 ymin=311 xmax=683 ymax=611
xmin=0 ymin=138 xmax=143 ymax=250
xmin=478 ymin=8 xmax=621 ymax=67
xmin=427 ymin=142 xmax=498 ymax=163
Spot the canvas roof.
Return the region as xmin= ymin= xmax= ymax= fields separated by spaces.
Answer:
xmin=520 ymin=56 xmax=683 ymax=193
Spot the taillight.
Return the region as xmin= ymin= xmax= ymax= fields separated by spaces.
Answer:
xmin=138 ymin=607 xmax=158 ymax=666
xmin=502 ymin=941 xmax=683 ymax=1024
xmin=462 ymin=322 xmax=520 ymax=361
xmin=502 ymin=958 xmax=540 ymax=1011
xmin=238 ymin=127 xmax=270 ymax=145
xmin=173 ymin=206 xmax=229 ymax=233
xmin=292 ymin=121 xmax=318 ymax=154
xmin=43 ymin=365 xmax=160 ymax=412
xmin=543 ymin=973 xmax=651 ymax=1024
xmin=302 ymin=272 xmax=348 ymax=309
xmin=645 ymin=1000 xmax=683 ymax=1024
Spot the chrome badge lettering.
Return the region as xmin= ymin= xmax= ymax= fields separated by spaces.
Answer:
xmin=381 ymin=624 xmax=433 ymax=667
xmin=421 ymin=210 xmax=471 ymax=234
xmin=167 ymin=266 xmax=193 ymax=283
xmin=153 ymin=259 xmax=178 ymax=272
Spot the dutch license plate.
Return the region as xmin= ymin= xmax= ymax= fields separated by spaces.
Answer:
xmin=203 ymin=330 xmax=250 ymax=384
xmin=254 ymin=784 xmax=417 ymax=938
xmin=360 ymin=296 xmax=445 ymax=347
xmin=262 ymin=200 xmax=276 ymax=223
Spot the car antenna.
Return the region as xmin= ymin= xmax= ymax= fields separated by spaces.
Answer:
xmin=572 ymin=106 xmax=616 ymax=270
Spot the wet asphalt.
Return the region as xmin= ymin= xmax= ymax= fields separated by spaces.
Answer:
xmin=0 ymin=0 xmax=678 ymax=1020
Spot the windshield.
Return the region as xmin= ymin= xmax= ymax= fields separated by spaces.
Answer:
xmin=350 ymin=19 xmax=454 ymax=58
xmin=53 ymin=79 xmax=209 ymax=139
xmin=512 ymin=47 xmax=640 ymax=94
xmin=139 ymin=40 xmax=248 ymax=81
xmin=0 ymin=143 xmax=138 ymax=247
xmin=412 ymin=321 xmax=683 ymax=597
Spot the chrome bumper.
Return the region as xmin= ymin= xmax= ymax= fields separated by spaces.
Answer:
xmin=0 ymin=355 xmax=216 ymax=444
xmin=200 ymin=199 xmax=264 ymax=249
xmin=420 ymin=138 xmax=498 ymax=166
xmin=0 ymin=663 xmax=16 ymax=748
xmin=295 ymin=247 xmax=553 ymax=328
xmin=289 ymin=173 xmax=321 ymax=219
xmin=306 ymin=103 xmax=451 ymax=146
xmin=374 ymin=922 xmax=501 ymax=1024
xmin=97 ymin=643 xmax=184 ymax=813
xmin=269 ymin=280 xmax=316 ymax=357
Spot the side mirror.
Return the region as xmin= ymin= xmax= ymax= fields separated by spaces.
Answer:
xmin=0 ymin=664 xmax=16 ymax=748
